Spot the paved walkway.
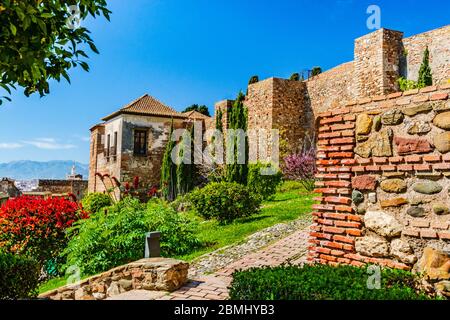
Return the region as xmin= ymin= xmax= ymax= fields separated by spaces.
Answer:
xmin=155 ymin=227 xmax=310 ymax=300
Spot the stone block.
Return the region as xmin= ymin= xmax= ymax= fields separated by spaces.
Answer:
xmin=394 ymin=136 xmax=433 ymax=155
xmin=364 ymin=211 xmax=403 ymax=237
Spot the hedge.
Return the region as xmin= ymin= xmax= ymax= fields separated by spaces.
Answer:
xmin=0 ymin=252 xmax=40 ymax=300
xmin=229 ymin=264 xmax=434 ymax=300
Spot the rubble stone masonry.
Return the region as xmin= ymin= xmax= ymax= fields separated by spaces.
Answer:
xmin=308 ymin=83 xmax=450 ymax=270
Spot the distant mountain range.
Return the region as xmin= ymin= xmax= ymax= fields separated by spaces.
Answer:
xmin=0 ymin=161 xmax=89 ymax=180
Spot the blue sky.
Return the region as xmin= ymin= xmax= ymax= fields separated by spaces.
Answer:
xmin=0 ymin=0 xmax=449 ymax=163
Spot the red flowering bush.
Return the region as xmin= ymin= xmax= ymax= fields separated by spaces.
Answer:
xmin=0 ymin=196 xmax=88 ymax=265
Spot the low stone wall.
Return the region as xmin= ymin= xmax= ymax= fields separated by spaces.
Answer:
xmin=40 ymin=258 xmax=189 ymax=300
xmin=36 ymin=179 xmax=88 ymax=201
xmin=309 ymin=84 xmax=450 ymax=285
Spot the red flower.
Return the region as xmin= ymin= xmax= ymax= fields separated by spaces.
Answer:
xmin=133 ymin=176 xmax=140 ymax=190
xmin=0 ymin=196 xmax=88 ymax=262
xmin=148 ymin=186 xmax=158 ymax=197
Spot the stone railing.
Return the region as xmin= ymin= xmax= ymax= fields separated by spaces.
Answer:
xmin=40 ymin=258 xmax=189 ymax=300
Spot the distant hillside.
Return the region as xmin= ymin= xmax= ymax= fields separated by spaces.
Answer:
xmin=0 ymin=161 xmax=89 ymax=180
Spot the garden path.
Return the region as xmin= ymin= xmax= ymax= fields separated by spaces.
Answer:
xmin=113 ymin=218 xmax=311 ymax=300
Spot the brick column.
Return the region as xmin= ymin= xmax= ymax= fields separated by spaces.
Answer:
xmin=308 ymin=108 xmax=363 ymax=266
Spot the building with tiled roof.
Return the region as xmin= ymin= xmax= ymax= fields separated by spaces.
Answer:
xmin=102 ymin=94 xmax=185 ymax=121
xmin=88 ymin=93 xmax=210 ymax=198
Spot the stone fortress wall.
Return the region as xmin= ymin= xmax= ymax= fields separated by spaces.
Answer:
xmin=207 ymin=25 xmax=450 ymax=275
xmin=224 ymin=26 xmax=449 ymax=160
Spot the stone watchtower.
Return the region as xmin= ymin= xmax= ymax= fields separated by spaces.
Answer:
xmin=245 ymin=78 xmax=313 ymax=161
xmin=354 ymin=28 xmax=404 ymax=98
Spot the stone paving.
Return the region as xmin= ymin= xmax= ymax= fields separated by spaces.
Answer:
xmin=110 ymin=218 xmax=312 ymax=301
xmin=188 ymin=217 xmax=312 ymax=278
xmin=155 ymin=226 xmax=310 ymax=300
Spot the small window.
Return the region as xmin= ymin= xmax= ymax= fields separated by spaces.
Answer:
xmin=106 ymin=134 xmax=111 ymax=161
xmin=134 ymin=130 xmax=148 ymax=156
xmin=113 ymin=132 xmax=118 ymax=157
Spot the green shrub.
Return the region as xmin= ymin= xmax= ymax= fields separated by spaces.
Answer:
xmin=247 ymin=162 xmax=282 ymax=200
xmin=229 ymin=264 xmax=434 ymax=300
xmin=276 ymin=180 xmax=304 ymax=193
xmin=397 ymin=77 xmax=418 ymax=91
xmin=289 ymin=73 xmax=300 ymax=81
xmin=81 ymin=192 xmax=112 ymax=213
xmin=188 ymin=182 xmax=261 ymax=223
xmin=311 ymin=66 xmax=322 ymax=76
xmin=62 ymin=197 xmax=199 ymax=275
xmin=418 ymin=46 xmax=432 ymax=88
xmin=0 ymin=252 xmax=40 ymax=299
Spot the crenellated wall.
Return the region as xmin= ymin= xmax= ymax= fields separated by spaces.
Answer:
xmin=309 ymin=83 xmax=450 ymax=270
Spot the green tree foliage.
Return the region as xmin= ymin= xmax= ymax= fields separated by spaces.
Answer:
xmin=0 ymin=251 xmax=40 ymax=299
xmin=246 ymin=75 xmax=259 ymax=95
xmin=62 ymin=198 xmax=200 ymax=275
xmin=215 ymin=109 xmax=223 ymax=132
xmin=226 ymin=92 xmax=248 ymax=184
xmin=81 ymin=192 xmax=111 ymax=214
xmin=182 ymin=104 xmax=211 ymax=117
xmin=248 ymin=75 xmax=259 ymax=85
xmin=0 ymin=0 xmax=111 ymax=104
xmin=289 ymin=73 xmax=300 ymax=81
xmin=311 ymin=66 xmax=322 ymax=76
xmin=247 ymin=162 xmax=283 ymax=200
xmin=418 ymin=46 xmax=433 ymax=88
xmin=176 ymin=126 xmax=196 ymax=196
xmin=397 ymin=77 xmax=418 ymax=91
xmin=161 ymin=121 xmax=177 ymax=201
xmin=162 ymin=121 xmax=197 ymax=201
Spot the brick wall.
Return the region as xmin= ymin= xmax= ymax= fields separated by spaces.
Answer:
xmin=309 ymin=83 xmax=450 ymax=270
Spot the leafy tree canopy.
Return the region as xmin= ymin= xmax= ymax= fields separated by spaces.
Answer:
xmin=0 ymin=0 xmax=111 ymax=105
xmin=182 ymin=104 xmax=211 ymax=117
xmin=418 ymin=46 xmax=432 ymax=88
xmin=311 ymin=66 xmax=322 ymax=77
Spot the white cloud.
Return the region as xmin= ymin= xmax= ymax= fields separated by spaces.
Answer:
xmin=22 ymin=138 xmax=77 ymax=150
xmin=72 ymin=134 xmax=90 ymax=142
xmin=0 ymin=143 xmax=23 ymax=149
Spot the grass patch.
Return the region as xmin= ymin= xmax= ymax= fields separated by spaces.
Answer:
xmin=38 ymin=274 xmax=91 ymax=294
xmin=38 ymin=181 xmax=314 ymax=293
xmin=176 ymin=181 xmax=314 ymax=261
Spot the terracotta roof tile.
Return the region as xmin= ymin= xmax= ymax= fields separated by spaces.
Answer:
xmin=182 ymin=110 xmax=211 ymax=120
xmin=102 ymin=94 xmax=184 ymax=121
